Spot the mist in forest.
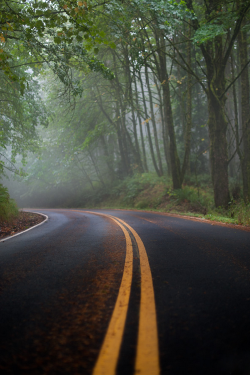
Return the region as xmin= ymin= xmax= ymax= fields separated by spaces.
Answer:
xmin=1 ymin=0 xmax=250 ymax=221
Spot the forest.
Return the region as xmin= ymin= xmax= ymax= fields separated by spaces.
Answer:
xmin=1 ymin=0 xmax=250 ymax=225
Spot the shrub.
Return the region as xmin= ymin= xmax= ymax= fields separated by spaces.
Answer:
xmin=0 ymin=184 xmax=19 ymax=222
xmin=135 ymin=200 xmax=149 ymax=209
xmin=183 ymin=174 xmax=212 ymax=188
xmin=236 ymin=201 xmax=250 ymax=226
xmin=112 ymin=173 xmax=169 ymax=205
xmin=231 ymin=184 xmax=241 ymax=200
xmin=171 ymin=185 xmax=212 ymax=207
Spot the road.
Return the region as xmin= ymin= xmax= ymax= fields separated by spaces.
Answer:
xmin=0 ymin=208 xmax=250 ymax=375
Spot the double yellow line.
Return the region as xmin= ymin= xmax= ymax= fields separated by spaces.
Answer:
xmin=85 ymin=212 xmax=160 ymax=375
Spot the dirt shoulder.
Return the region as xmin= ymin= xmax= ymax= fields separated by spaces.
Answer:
xmin=0 ymin=211 xmax=45 ymax=239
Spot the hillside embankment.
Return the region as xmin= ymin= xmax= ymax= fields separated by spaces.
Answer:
xmin=76 ymin=174 xmax=250 ymax=227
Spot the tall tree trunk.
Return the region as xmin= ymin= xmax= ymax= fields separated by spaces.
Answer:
xmin=100 ymin=135 xmax=115 ymax=181
xmin=134 ymin=73 xmax=148 ymax=172
xmin=111 ymin=51 xmax=131 ymax=176
xmin=185 ymin=0 xmax=243 ymax=207
xmin=95 ymin=85 xmax=130 ymax=176
xmin=203 ymin=34 xmax=230 ymax=207
xmin=115 ymin=98 xmax=131 ymax=176
xmin=238 ymin=23 xmax=250 ymax=202
xmin=124 ymin=48 xmax=143 ymax=172
xmin=139 ymin=71 xmax=161 ymax=176
xmin=207 ymin=83 xmax=230 ymax=207
xmin=162 ymin=79 xmax=182 ymax=188
xmin=157 ymin=34 xmax=182 ymax=188
xmin=228 ymin=53 xmax=238 ymax=178
xmin=181 ymin=24 xmax=192 ymax=183
xmin=145 ymin=66 xmax=163 ymax=176
xmin=76 ymin=154 xmax=94 ymax=191
xmin=88 ymin=149 xmax=106 ymax=187
xmin=153 ymin=75 xmax=171 ymax=174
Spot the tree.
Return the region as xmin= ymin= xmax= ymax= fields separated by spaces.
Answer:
xmin=0 ymin=0 xmax=114 ymax=87
xmin=186 ymin=0 xmax=250 ymax=207
xmin=126 ymin=0 xmax=250 ymax=207
xmin=237 ymin=17 xmax=250 ymax=202
xmin=0 ymin=65 xmax=47 ymax=175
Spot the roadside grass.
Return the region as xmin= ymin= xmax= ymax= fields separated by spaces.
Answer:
xmin=80 ymin=173 xmax=250 ymax=227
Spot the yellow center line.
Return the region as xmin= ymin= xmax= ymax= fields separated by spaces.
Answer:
xmin=83 ymin=212 xmax=133 ymax=375
xmin=110 ymin=216 xmax=160 ymax=375
xmin=71 ymin=210 xmax=160 ymax=375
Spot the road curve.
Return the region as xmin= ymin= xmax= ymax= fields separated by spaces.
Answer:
xmin=0 ymin=208 xmax=250 ymax=375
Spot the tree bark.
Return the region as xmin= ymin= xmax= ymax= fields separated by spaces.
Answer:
xmin=100 ymin=135 xmax=115 ymax=181
xmin=238 ymin=23 xmax=250 ymax=202
xmin=139 ymin=71 xmax=161 ymax=176
xmin=76 ymin=154 xmax=95 ymax=191
xmin=123 ymin=46 xmax=143 ymax=172
xmin=184 ymin=0 xmax=250 ymax=207
xmin=134 ymin=73 xmax=148 ymax=172
xmin=145 ymin=66 xmax=163 ymax=176
xmin=153 ymin=75 xmax=171 ymax=174
xmin=207 ymin=81 xmax=230 ymax=207
xmin=88 ymin=149 xmax=106 ymax=187
xmin=157 ymin=33 xmax=182 ymax=188
xmin=111 ymin=51 xmax=131 ymax=176
xmin=181 ymin=24 xmax=192 ymax=182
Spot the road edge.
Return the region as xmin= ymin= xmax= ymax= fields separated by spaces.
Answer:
xmin=92 ymin=208 xmax=250 ymax=232
xmin=0 ymin=212 xmax=48 ymax=243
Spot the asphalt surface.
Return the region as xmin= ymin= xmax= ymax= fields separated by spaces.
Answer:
xmin=0 ymin=208 xmax=250 ymax=375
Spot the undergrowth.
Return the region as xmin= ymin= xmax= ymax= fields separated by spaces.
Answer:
xmin=71 ymin=173 xmax=249 ymax=226
xmin=0 ymin=184 xmax=19 ymax=222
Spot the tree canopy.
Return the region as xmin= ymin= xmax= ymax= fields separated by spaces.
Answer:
xmin=1 ymin=0 xmax=250 ymax=210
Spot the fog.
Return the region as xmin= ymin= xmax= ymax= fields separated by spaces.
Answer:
xmin=1 ymin=0 xmax=249 ymax=213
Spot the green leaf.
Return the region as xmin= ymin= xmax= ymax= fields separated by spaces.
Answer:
xmin=76 ymin=35 xmax=83 ymax=42
xmin=193 ymin=24 xmax=226 ymax=44
xmin=99 ymin=31 xmax=106 ymax=38
xmin=54 ymin=36 xmax=61 ymax=44
xmin=35 ymin=20 xmax=44 ymax=30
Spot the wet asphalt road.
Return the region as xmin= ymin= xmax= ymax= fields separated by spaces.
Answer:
xmin=0 ymin=208 xmax=250 ymax=375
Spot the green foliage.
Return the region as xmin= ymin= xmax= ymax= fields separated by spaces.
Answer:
xmin=81 ymin=173 xmax=213 ymax=214
xmin=0 ymin=68 xmax=47 ymax=173
xmin=193 ymin=24 xmax=226 ymax=44
xmin=113 ymin=173 xmax=169 ymax=204
xmin=0 ymin=0 xmax=115 ymax=87
xmin=3 ymin=0 xmax=250 ymax=215
xmin=191 ymin=0 xmax=240 ymax=44
xmin=236 ymin=202 xmax=250 ymax=226
xmin=135 ymin=199 xmax=149 ymax=209
xmin=170 ymin=186 xmax=211 ymax=207
xmin=0 ymin=184 xmax=19 ymax=222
